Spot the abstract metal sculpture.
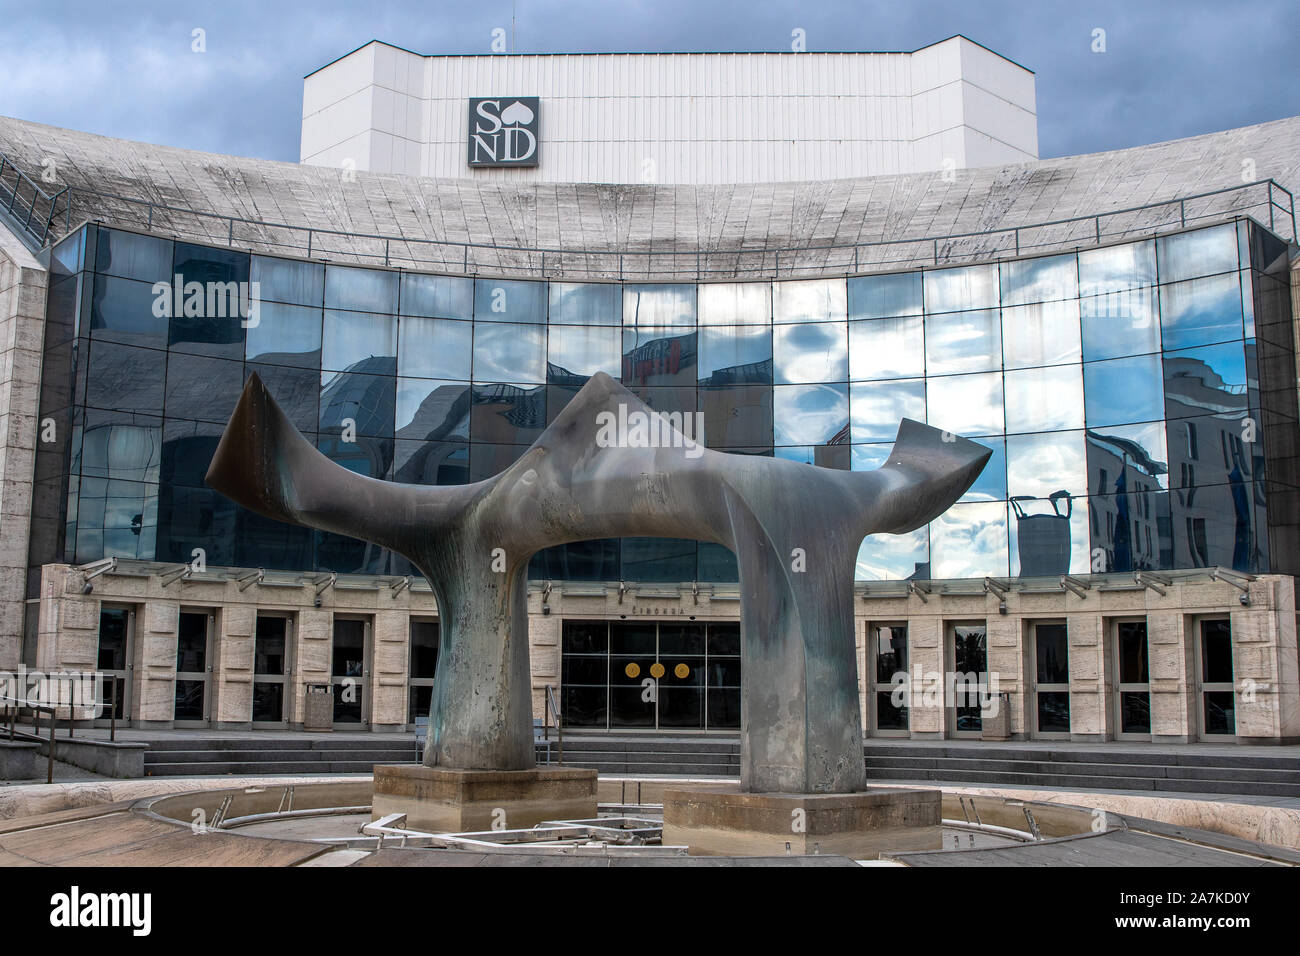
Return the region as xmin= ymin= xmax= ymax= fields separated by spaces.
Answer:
xmin=207 ymin=371 xmax=989 ymax=793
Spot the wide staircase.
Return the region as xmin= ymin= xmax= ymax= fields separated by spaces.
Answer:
xmin=141 ymin=734 xmax=1300 ymax=797
xmin=143 ymin=736 xmax=421 ymax=776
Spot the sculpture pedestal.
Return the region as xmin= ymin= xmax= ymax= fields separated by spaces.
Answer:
xmin=662 ymin=786 xmax=942 ymax=858
xmin=371 ymin=765 xmax=598 ymax=833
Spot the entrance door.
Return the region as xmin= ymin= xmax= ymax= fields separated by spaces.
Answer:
xmin=253 ymin=614 xmax=291 ymax=728
xmin=174 ymin=610 xmax=212 ymax=726
xmin=332 ymin=617 xmax=371 ymax=728
xmin=1197 ymin=618 xmax=1235 ymax=738
xmin=947 ymin=623 xmax=987 ymax=737
xmin=407 ymin=619 xmax=439 ymax=727
xmin=870 ymin=623 xmax=909 ymax=735
xmin=1032 ymin=622 xmax=1070 ymax=737
xmin=1113 ymin=619 xmax=1151 ymax=739
xmin=95 ymin=606 xmax=134 ymax=725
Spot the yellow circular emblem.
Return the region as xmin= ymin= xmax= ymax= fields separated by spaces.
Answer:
xmin=649 ymin=662 xmax=666 ymax=679
xmin=624 ymin=662 xmax=640 ymax=678
xmin=674 ymin=663 xmax=690 ymax=679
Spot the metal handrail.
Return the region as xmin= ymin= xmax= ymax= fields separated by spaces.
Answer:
xmin=0 ymin=694 xmax=56 ymax=784
xmin=0 ymin=152 xmax=69 ymax=248
xmin=543 ymin=684 xmax=563 ymax=765
xmin=19 ymin=157 xmax=1294 ymax=279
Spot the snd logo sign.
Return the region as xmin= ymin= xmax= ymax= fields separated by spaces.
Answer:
xmin=468 ymin=97 xmax=540 ymax=167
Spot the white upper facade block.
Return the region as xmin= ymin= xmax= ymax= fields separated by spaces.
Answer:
xmin=300 ymin=36 xmax=1038 ymax=184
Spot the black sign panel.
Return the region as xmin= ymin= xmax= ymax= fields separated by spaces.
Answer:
xmin=467 ymin=97 xmax=540 ymax=167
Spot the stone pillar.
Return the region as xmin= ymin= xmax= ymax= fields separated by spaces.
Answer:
xmin=1232 ymin=577 xmax=1297 ymax=742
xmin=0 ymin=234 xmax=46 ymax=672
xmin=134 ymin=601 xmax=179 ymax=728
xmin=855 ymin=617 xmax=868 ymax=732
xmin=986 ymin=616 xmax=1024 ymax=737
xmin=214 ymin=604 xmax=254 ymax=728
xmin=528 ymin=599 xmax=560 ymax=723
xmin=293 ymin=609 xmax=332 ymax=728
xmin=1067 ymin=614 xmax=1108 ymax=740
xmin=1148 ymin=610 xmax=1192 ymax=743
xmin=371 ymin=609 xmax=407 ymax=731
xmin=908 ymin=615 xmax=944 ymax=738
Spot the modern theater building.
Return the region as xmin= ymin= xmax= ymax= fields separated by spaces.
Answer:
xmin=0 ymin=38 xmax=1298 ymax=748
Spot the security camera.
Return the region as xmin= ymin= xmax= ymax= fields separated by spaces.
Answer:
xmin=1239 ymin=593 xmax=1250 ymax=606
xmin=313 ymin=596 xmax=322 ymax=608
xmin=541 ymin=603 xmax=550 ymax=615
xmin=81 ymin=582 xmax=93 ymax=595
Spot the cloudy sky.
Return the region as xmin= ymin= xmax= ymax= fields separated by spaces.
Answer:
xmin=1 ymin=0 xmax=1294 ymax=164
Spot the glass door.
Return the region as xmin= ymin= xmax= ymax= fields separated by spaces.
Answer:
xmin=1113 ymin=619 xmax=1151 ymax=739
xmin=407 ymin=619 xmax=439 ymax=727
xmin=253 ymin=614 xmax=290 ymax=728
xmin=870 ymin=623 xmax=909 ymax=735
xmin=332 ymin=617 xmax=370 ymax=727
xmin=947 ymin=623 xmax=987 ymax=737
xmin=174 ymin=610 xmax=212 ymax=726
xmin=95 ymin=606 xmax=133 ymax=726
xmin=1197 ymin=618 xmax=1235 ymax=737
xmin=1033 ymin=622 xmax=1070 ymax=737
xmin=561 ymin=620 xmax=739 ymax=731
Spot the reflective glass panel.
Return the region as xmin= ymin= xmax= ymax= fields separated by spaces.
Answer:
xmin=1159 ymin=273 xmax=1243 ymax=351
xmin=1000 ymin=254 xmax=1077 ymax=306
xmin=698 ymin=282 xmax=771 ymax=326
xmin=469 ymin=443 xmax=528 ymax=482
xmin=245 ymin=364 xmax=319 ymax=434
xmin=322 ymin=310 xmax=397 ymax=373
xmin=850 ymin=380 xmax=926 ymax=443
xmin=925 ymin=372 xmax=1002 ymax=437
xmin=855 ymin=527 xmax=929 ymax=581
xmin=849 ymin=316 xmax=925 ymax=381
xmin=775 ymin=444 xmax=850 ymax=470
xmin=700 ymin=385 xmax=772 ymax=448
xmin=1080 ymin=287 xmax=1159 ymax=361
xmin=1083 ymin=354 xmax=1164 ymax=427
xmin=325 ymin=266 xmax=398 ymax=313
xmin=1163 ymin=342 xmax=1248 ymax=421
xmin=393 ymin=439 xmax=469 ymax=485
xmin=924 ymin=263 xmax=998 ymax=313
xmin=470 ymin=383 xmax=547 ymax=444
xmin=1009 ymin=493 xmax=1089 ymax=576
xmin=773 ymin=383 xmax=849 ymax=446
xmin=1088 ymin=489 xmax=1173 ymax=573
xmin=1157 ymin=224 xmax=1238 ymax=283
xmin=252 ymin=256 xmax=324 ymax=307
xmin=623 ymin=284 xmax=695 ymax=328
xmin=90 ymin=275 xmax=169 ymax=348
xmin=1004 ymin=365 xmax=1084 ymax=433
xmin=849 ymin=272 xmax=923 ymax=320
xmin=399 ymin=273 xmax=472 ymax=319
xmin=245 ymin=302 xmax=322 ymax=367
xmin=395 ymin=379 xmax=470 ymax=440
xmin=924 ymin=310 xmax=1001 ymax=374
xmin=773 ymin=322 xmax=847 ymax=384
xmin=549 ymin=282 xmax=621 ymax=326
xmin=474 ymin=278 xmax=546 ymax=323
xmin=319 ymin=370 xmax=395 ymax=437
xmin=398 ymin=316 xmax=472 ymax=380
xmin=472 ymin=322 xmax=546 ymax=383
xmin=1087 ymin=422 xmax=1169 ymax=495
xmin=772 ymin=279 xmax=846 ymax=323
xmin=95 ymin=229 xmax=172 ymax=283
xmin=622 ymin=327 xmax=697 ymax=386
xmin=546 ymin=324 xmax=622 ymax=382
xmin=88 ymin=343 xmax=165 ymax=414
xmin=1078 ymin=239 xmax=1155 ymax=295
xmin=1006 ymin=430 xmax=1087 ymax=498
xmin=1001 ymin=300 xmax=1081 ymax=369
xmin=929 ymin=501 xmax=1008 ymax=578
xmin=620 ymin=537 xmax=696 ymax=582
xmin=164 ymin=354 xmax=244 ymax=423
xmin=698 ymin=326 xmax=772 ymax=385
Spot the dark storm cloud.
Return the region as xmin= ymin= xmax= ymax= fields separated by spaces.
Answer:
xmin=0 ymin=0 xmax=1293 ymax=164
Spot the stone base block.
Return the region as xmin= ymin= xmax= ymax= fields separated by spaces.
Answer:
xmin=371 ymin=764 xmax=598 ymax=833
xmin=662 ymin=786 xmax=942 ymax=858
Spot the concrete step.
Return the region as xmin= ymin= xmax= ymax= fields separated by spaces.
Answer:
xmin=144 ymin=748 xmax=416 ymax=765
xmin=861 ymin=766 xmax=1300 ymax=797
